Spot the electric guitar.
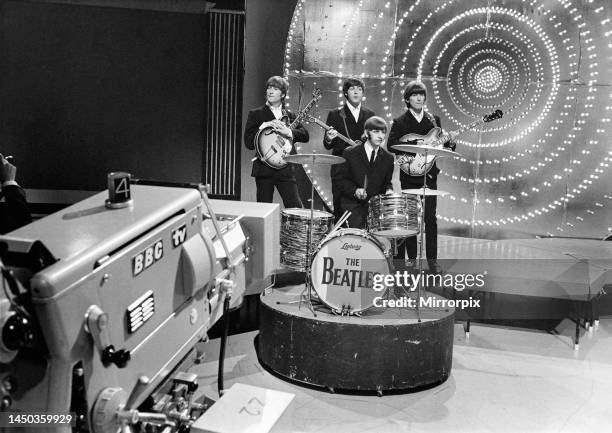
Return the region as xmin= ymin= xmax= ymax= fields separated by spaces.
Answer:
xmin=254 ymin=89 xmax=322 ymax=169
xmin=397 ymin=109 xmax=503 ymax=176
xmin=303 ymin=114 xmax=361 ymax=147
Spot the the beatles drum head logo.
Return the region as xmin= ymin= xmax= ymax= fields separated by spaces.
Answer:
xmin=311 ymin=231 xmax=390 ymax=313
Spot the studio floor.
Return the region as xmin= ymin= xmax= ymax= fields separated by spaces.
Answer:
xmin=193 ymin=316 xmax=612 ymax=433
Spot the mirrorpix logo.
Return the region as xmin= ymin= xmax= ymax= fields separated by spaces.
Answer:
xmin=370 ymin=270 xmax=486 ymax=309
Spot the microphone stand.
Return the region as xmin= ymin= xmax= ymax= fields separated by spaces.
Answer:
xmin=415 ymin=148 xmax=432 ymax=323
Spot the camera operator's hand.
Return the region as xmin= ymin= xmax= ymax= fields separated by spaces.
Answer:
xmin=0 ymin=154 xmax=17 ymax=185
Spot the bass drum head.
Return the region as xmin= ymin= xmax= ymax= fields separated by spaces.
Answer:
xmin=311 ymin=229 xmax=390 ymax=313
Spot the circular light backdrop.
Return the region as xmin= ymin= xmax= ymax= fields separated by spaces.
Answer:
xmin=284 ymin=0 xmax=611 ymax=239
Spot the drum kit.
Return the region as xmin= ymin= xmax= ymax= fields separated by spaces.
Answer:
xmin=279 ymin=144 xmax=459 ymax=316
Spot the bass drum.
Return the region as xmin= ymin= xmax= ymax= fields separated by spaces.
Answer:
xmin=311 ymin=229 xmax=391 ymax=314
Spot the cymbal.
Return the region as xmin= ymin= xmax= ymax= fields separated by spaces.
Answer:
xmin=391 ymin=144 xmax=461 ymax=157
xmin=402 ymin=188 xmax=449 ymax=196
xmin=285 ymin=154 xmax=346 ymax=165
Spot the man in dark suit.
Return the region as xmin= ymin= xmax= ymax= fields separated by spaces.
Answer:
xmin=388 ymin=81 xmax=457 ymax=272
xmin=0 ymin=155 xmax=32 ymax=234
xmin=323 ymin=78 xmax=376 ymax=222
xmin=244 ymin=76 xmax=309 ymax=208
xmin=334 ymin=116 xmax=394 ymax=229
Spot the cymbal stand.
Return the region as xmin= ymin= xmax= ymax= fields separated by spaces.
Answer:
xmin=415 ymin=148 xmax=431 ymax=323
xmin=276 ymin=152 xmax=319 ymax=317
xmin=387 ymin=236 xmax=403 ymax=302
xmin=388 ymin=236 xmax=414 ymax=302
xmin=302 ymin=152 xmax=318 ymax=317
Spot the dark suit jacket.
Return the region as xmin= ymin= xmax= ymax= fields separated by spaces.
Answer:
xmin=334 ymin=144 xmax=394 ymax=211
xmin=323 ymin=105 xmax=376 ymax=156
xmin=244 ymin=104 xmax=309 ymax=179
xmin=0 ymin=184 xmax=32 ymax=234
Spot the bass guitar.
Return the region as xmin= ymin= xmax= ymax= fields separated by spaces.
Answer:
xmin=397 ymin=109 xmax=503 ymax=176
xmin=303 ymin=113 xmax=361 ymax=147
xmin=255 ymin=89 xmax=322 ymax=169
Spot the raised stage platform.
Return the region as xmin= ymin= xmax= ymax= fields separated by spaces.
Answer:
xmin=258 ymin=287 xmax=455 ymax=394
xmin=435 ymin=235 xmax=612 ymax=347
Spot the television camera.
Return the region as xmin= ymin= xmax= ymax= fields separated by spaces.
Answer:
xmin=0 ymin=182 xmax=278 ymax=432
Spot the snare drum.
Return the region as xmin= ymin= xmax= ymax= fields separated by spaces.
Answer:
xmin=367 ymin=193 xmax=419 ymax=238
xmin=280 ymin=208 xmax=334 ymax=271
xmin=311 ymin=229 xmax=391 ymax=314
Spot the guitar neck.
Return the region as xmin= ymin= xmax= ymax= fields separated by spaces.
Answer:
xmin=435 ymin=117 xmax=487 ymax=146
xmin=288 ymin=116 xmax=299 ymax=130
xmin=310 ymin=117 xmax=356 ymax=146
xmin=452 ymin=116 xmax=491 ymax=137
xmin=289 ymin=98 xmax=319 ymax=129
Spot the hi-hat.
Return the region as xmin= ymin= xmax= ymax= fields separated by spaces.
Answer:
xmin=391 ymin=144 xmax=461 ymax=157
xmin=402 ymin=188 xmax=449 ymax=196
xmin=285 ymin=154 xmax=346 ymax=165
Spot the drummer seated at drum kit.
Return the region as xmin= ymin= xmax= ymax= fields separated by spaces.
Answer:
xmin=334 ymin=116 xmax=395 ymax=230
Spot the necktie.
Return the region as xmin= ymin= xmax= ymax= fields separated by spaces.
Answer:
xmin=370 ymin=149 xmax=376 ymax=167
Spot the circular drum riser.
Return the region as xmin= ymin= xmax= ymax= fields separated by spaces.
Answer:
xmin=280 ymin=208 xmax=333 ymax=271
xmin=258 ymin=287 xmax=455 ymax=393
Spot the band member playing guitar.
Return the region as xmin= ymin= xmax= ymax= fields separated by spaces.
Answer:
xmin=335 ymin=116 xmax=394 ymax=229
xmin=388 ymin=81 xmax=457 ymax=273
xmin=323 ymin=78 xmax=376 ymax=222
xmin=244 ymin=76 xmax=309 ymax=207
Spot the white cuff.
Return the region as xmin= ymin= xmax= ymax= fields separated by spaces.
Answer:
xmin=2 ymin=180 xmax=18 ymax=188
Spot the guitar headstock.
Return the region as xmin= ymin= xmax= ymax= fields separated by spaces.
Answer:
xmin=303 ymin=89 xmax=322 ymax=108
xmin=483 ymin=109 xmax=503 ymax=123
xmin=296 ymin=89 xmax=322 ymax=120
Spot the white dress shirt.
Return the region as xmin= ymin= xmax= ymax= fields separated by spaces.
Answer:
xmin=347 ymin=103 xmax=361 ymax=122
xmin=268 ymin=103 xmax=283 ymax=120
xmin=409 ymin=107 xmax=425 ymax=123
xmin=364 ymin=141 xmax=377 ymax=164
xmin=363 ymin=142 xmax=392 ymax=194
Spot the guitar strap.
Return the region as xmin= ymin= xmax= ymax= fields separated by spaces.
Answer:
xmin=339 ymin=107 xmax=352 ymax=141
xmin=280 ymin=106 xmax=289 ymax=125
xmin=279 ymin=106 xmax=293 ymax=154
xmin=424 ymin=110 xmax=438 ymax=128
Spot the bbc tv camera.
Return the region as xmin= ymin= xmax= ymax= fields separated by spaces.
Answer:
xmin=0 ymin=178 xmax=279 ymax=432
